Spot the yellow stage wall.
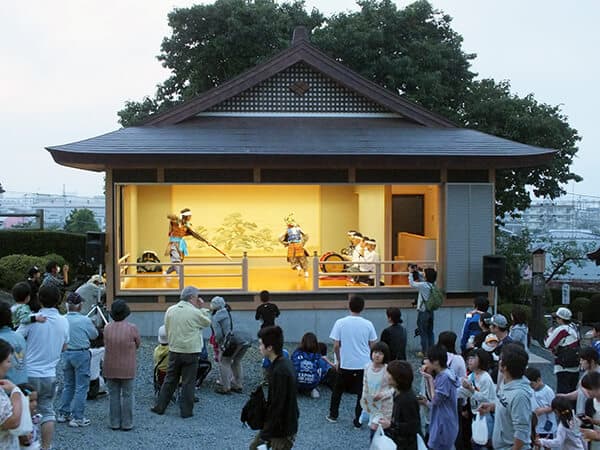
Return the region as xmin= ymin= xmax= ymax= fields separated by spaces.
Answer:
xmin=118 ymin=184 xmax=436 ymax=266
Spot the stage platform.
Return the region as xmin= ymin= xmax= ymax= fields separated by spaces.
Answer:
xmin=119 ymin=263 xmax=407 ymax=292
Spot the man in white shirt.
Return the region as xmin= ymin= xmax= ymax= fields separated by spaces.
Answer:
xmin=18 ymin=284 xmax=69 ymax=450
xmin=326 ymin=295 xmax=377 ymax=428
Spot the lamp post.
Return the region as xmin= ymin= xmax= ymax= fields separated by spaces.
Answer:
xmin=531 ymin=248 xmax=546 ymax=343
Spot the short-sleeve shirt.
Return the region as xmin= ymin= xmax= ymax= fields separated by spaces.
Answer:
xmin=0 ymin=327 xmax=27 ymax=385
xmin=329 ymin=315 xmax=377 ymax=370
xmin=532 ymin=384 xmax=557 ymax=435
xmin=255 ymin=303 xmax=280 ymax=328
xmin=18 ymin=307 xmax=69 ymax=378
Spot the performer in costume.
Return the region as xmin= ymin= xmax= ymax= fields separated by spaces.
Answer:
xmin=165 ymin=208 xmax=193 ymax=275
xmin=279 ymin=213 xmax=309 ymax=278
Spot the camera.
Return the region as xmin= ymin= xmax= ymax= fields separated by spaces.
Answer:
xmin=578 ymin=413 xmax=593 ymax=429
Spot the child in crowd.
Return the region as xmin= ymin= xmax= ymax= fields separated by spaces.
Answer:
xmin=458 ymin=349 xmax=496 ymax=449
xmin=509 ymin=306 xmax=529 ymax=352
xmin=10 ymin=282 xmax=45 ymax=329
xmin=420 ymin=345 xmax=460 ymax=450
xmin=417 ymin=358 xmax=433 ymax=439
xmin=153 ymin=325 xmax=169 ymax=390
xmin=17 ymin=383 xmax=40 ymax=450
xmin=255 ymin=290 xmax=280 ymax=329
xmin=378 ymin=360 xmax=421 ymax=449
xmin=87 ymin=330 xmax=107 ymax=400
xmin=589 ymin=323 xmax=600 ymax=359
xmin=526 ymin=367 xmax=557 ymax=443
xmin=535 ymin=397 xmax=586 ymax=450
xmin=557 ymin=346 xmax=600 ymax=415
xmin=360 ymin=342 xmax=393 ymax=440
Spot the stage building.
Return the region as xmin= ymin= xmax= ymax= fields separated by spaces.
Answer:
xmin=46 ymin=28 xmax=556 ymax=338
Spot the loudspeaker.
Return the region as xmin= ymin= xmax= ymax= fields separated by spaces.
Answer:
xmin=483 ymin=255 xmax=506 ymax=286
xmin=86 ymin=232 xmax=105 ymax=267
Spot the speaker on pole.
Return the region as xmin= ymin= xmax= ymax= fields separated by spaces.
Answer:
xmin=86 ymin=232 xmax=105 ymax=268
xmin=483 ymin=255 xmax=506 ymax=286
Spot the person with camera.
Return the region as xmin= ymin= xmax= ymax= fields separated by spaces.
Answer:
xmin=75 ymin=274 xmax=105 ymax=316
xmin=409 ymin=266 xmax=437 ymax=357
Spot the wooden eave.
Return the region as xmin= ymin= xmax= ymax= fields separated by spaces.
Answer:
xmin=49 ymin=150 xmax=555 ymax=172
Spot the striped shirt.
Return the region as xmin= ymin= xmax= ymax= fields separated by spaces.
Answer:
xmin=103 ymin=320 xmax=140 ymax=379
xmin=544 ymin=323 xmax=579 ymax=373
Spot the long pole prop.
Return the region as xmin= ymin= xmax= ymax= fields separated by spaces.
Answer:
xmin=188 ymin=228 xmax=232 ymax=261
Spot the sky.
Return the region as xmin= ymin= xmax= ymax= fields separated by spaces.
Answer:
xmin=1 ymin=0 xmax=598 ymax=198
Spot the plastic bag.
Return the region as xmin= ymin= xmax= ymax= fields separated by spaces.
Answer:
xmin=369 ymin=424 xmax=396 ymax=450
xmin=472 ymin=412 xmax=489 ymax=445
xmin=416 ymin=434 xmax=427 ymax=450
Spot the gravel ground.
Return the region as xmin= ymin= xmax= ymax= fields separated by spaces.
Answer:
xmin=52 ymin=339 xmax=375 ymax=450
xmin=50 ymin=337 xmax=556 ymax=450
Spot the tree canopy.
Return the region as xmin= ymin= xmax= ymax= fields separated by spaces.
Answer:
xmin=118 ymin=0 xmax=581 ymax=217
xmin=64 ymin=208 xmax=101 ymax=234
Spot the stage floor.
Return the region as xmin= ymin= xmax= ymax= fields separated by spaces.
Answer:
xmin=120 ymin=263 xmax=406 ymax=292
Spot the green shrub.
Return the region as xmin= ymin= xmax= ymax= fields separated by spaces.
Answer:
xmin=498 ymin=303 xmax=532 ymax=323
xmin=589 ymin=294 xmax=600 ymax=323
xmin=0 ymin=231 xmax=85 ymax=266
xmin=0 ymin=254 xmax=67 ymax=290
xmin=570 ymin=297 xmax=592 ymax=322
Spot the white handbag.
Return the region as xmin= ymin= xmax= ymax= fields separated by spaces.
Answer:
xmin=9 ymin=390 xmax=33 ymax=436
xmin=369 ymin=424 xmax=397 ymax=450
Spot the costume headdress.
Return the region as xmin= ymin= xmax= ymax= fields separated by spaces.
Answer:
xmin=180 ymin=208 xmax=192 ymax=219
xmin=284 ymin=212 xmax=296 ymax=226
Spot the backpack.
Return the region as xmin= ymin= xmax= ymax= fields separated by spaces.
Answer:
xmin=241 ymin=384 xmax=267 ymax=430
xmin=426 ymin=283 xmax=444 ymax=312
xmin=555 ymin=324 xmax=580 ymax=368
xmin=292 ymin=351 xmax=320 ymax=389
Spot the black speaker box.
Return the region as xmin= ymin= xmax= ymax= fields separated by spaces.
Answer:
xmin=483 ymin=255 xmax=506 ymax=286
xmin=86 ymin=231 xmax=106 ymax=267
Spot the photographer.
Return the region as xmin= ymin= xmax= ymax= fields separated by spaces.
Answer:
xmin=75 ymin=275 xmax=105 ymax=316
xmin=409 ymin=266 xmax=437 ymax=357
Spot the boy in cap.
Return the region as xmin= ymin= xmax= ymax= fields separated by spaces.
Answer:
xmin=544 ymin=307 xmax=580 ymax=393
xmin=489 ymin=314 xmax=512 ymax=383
xmin=153 ymin=325 xmax=169 ymax=390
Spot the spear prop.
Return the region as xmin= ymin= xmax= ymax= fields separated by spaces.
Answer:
xmin=187 ymin=228 xmax=232 ymax=261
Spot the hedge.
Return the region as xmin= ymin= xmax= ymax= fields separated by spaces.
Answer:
xmin=0 ymin=231 xmax=85 ymax=265
xmin=0 ymin=253 xmax=67 ymax=290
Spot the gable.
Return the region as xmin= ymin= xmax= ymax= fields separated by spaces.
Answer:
xmin=202 ymin=62 xmax=395 ymax=116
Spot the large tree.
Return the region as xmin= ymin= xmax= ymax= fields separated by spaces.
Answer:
xmin=64 ymin=208 xmax=101 ymax=234
xmin=118 ymin=0 xmax=581 ymax=217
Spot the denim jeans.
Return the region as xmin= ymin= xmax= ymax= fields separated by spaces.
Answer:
xmin=58 ymin=350 xmax=91 ymax=420
xmin=417 ymin=310 xmax=434 ymax=353
xmin=106 ymin=378 xmax=134 ymax=429
xmin=154 ymin=351 xmax=199 ymax=417
xmin=28 ymin=376 xmax=57 ymax=424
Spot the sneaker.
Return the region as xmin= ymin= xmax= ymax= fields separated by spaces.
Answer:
xmin=214 ymin=386 xmax=232 ymax=395
xmin=310 ymin=388 xmax=320 ymax=399
xmin=68 ymin=418 xmax=91 ymax=427
xmin=231 ymin=386 xmax=243 ymax=393
xmin=352 ymin=417 xmax=362 ymax=429
xmin=325 ymin=415 xmax=337 ymax=423
xmin=56 ymin=413 xmax=71 ymax=423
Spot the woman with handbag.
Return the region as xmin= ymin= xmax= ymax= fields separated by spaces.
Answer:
xmin=211 ymin=296 xmax=250 ymax=395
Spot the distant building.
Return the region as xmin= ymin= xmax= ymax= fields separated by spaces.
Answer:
xmin=0 ymin=191 xmax=105 ymax=230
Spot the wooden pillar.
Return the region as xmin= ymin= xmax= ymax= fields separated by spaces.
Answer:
xmin=105 ymin=169 xmax=115 ymax=306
